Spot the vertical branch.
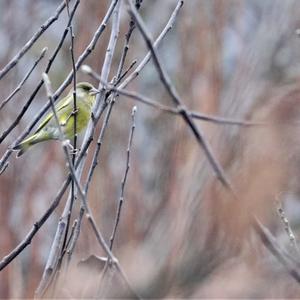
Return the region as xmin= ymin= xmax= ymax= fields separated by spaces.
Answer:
xmin=110 ymin=106 xmax=137 ymax=250
xmin=116 ymin=0 xmax=142 ymax=79
xmin=62 ymin=0 xmax=79 ymax=262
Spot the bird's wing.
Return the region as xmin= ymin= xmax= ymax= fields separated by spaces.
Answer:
xmin=34 ymin=94 xmax=73 ymax=133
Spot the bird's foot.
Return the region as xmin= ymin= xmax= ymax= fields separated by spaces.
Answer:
xmin=63 ymin=140 xmax=79 ymax=156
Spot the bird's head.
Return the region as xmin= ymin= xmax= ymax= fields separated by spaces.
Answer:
xmin=74 ymin=82 xmax=100 ymax=107
xmin=76 ymin=82 xmax=100 ymax=96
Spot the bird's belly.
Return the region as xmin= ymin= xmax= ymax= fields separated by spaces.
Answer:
xmin=63 ymin=107 xmax=90 ymax=139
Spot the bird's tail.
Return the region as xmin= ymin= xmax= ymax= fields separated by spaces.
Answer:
xmin=13 ymin=133 xmax=44 ymax=157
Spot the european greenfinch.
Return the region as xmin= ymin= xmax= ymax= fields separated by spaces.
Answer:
xmin=13 ymin=82 xmax=99 ymax=157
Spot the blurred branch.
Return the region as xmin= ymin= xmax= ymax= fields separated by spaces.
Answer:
xmin=81 ymin=64 xmax=101 ymax=81
xmin=0 ymin=47 xmax=47 ymax=111
xmin=277 ymin=200 xmax=300 ymax=256
xmin=0 ymin=0 xmax=66 ymax=80
xmin=252 ymin=218 xmax=300 ymax=283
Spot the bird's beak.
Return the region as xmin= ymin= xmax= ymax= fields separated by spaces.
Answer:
xmin=90 ymin=87 xmax=100 ymax=95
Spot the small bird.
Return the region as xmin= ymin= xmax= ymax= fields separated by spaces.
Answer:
xmin=13 ymin=82 xmax=99 ymax=157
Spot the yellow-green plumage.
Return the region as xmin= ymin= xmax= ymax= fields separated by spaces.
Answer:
xmin=14 ymin=82 xmax=98 ymax=157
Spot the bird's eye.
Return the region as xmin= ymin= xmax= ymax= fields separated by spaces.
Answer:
xmin=83 ymin=86 xmax=91 ymax=91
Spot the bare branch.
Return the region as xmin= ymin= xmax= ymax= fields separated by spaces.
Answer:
xmin=277 ymin=200 xmax=300 ymax=255
xmin=252 ymin=218 xmax=300 ymax=283
xmin=62 ymin=0 xmax=79 ymax=267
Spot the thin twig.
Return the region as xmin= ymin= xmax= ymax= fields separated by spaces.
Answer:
xmin=110 ymin=106 xmax=137 ymax=250
xmin=0 ymin=47 xmax=48 ymax=111
xmin=115 ymin=0 xmax=142 ymax=82
xmin=0 ymin=0 xmax=66 ymax=80
xmin=252 ymin=218 xmax=300 ymax=283
xmin=116 ymin=59 xmax=137 ymax=85
xmin=67 ymin=207 xmax=84 ymax=260
xmin=277 ymin=200 xmax=300 ymax=255
xmin=62 ymin=0 xmax=79 ymax=263
xmin=82 ymin=60 xmax=138 ymax=87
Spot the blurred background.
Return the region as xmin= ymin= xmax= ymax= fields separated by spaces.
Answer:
xmin=2 ymin=0 xmax=300 ymax=297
